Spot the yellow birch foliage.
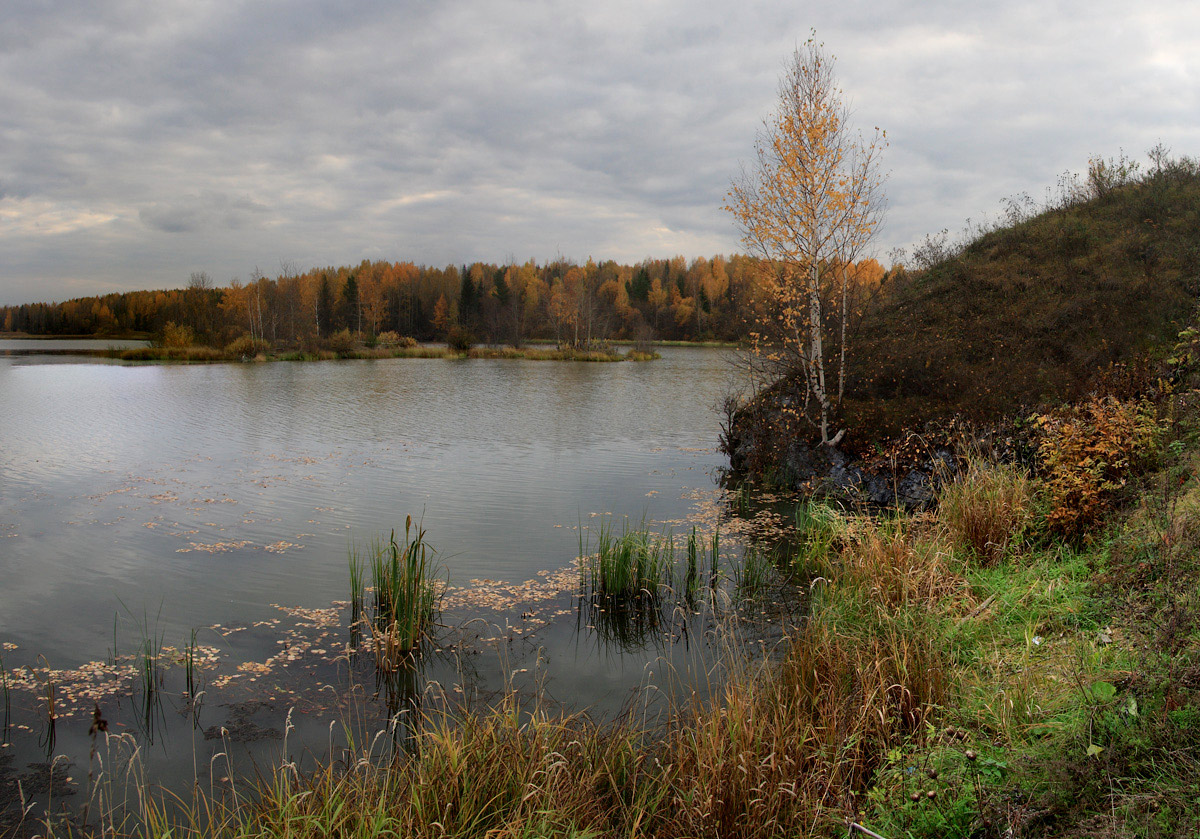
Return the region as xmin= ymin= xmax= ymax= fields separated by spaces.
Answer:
xmin=725 ymin=37 xmax=886 ymax=445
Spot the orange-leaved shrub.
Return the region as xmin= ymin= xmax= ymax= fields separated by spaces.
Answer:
xmin=224 ymin=333 xmax=270 ymax=357
xmin=1030 ymin=396 xmax=1163 ymax=537
xmin=158 ymin=320 xmax=195 ymax=348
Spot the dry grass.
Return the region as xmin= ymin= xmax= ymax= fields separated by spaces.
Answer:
xmin=832 ymin=520 xmax=975 ymax=613
xmin=26 ymin=510 xmax=979 ymax=839
xmin=938 ymin=460 xmax=1035 ymax=564
xmin=661 ymin=609 xmax=950 ymax=837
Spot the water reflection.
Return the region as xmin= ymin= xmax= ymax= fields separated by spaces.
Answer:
xmin=0 ymin=347 xmax=744 ymax=813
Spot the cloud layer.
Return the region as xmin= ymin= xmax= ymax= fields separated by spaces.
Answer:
xmin=2 ymin=0 xmax=1198 ymax=304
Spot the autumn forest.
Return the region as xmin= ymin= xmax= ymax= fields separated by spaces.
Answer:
xmin=0 ymin=254 xmax=887 ymax=349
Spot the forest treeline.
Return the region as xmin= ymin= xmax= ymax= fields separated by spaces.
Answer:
xmin=0 ymin=255 xmax=886 ymax=348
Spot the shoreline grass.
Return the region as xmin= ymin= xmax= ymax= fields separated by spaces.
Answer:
xmin=224 ymin=445 xmax=1200 ymax=838
xmin=98 ymin=344 xmax=660 ymax=364
xmin=15 ymin=413 xmax=1200 ymax=837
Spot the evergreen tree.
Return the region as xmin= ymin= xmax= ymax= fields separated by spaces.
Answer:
xmin=317 ymin=274 xmax=334 ymax=336
xmin=340 ymin=275 xmax=359 ymax=332
xmin=459 ymin=271 xmax=479 ymax=326
xmin=628 ymin=268 xmax=651 ymax=302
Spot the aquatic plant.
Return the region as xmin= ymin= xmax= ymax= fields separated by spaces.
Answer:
xmin=365 ymin=517 xmax=440 ymax=671
xmin=30 ymin=656 xmax=58 ymax=756
xmin=348 ymin=544 xmax=367 ymax=649
xmin=580 ymin=517 xmax=674 ymax=602
xmin=733 ymin=543 xmax=772 ymax=595
xmin=182 ymin=627 xmax=200 ymax=698
xmin=117 ymin=601 xmax=167 ymax=741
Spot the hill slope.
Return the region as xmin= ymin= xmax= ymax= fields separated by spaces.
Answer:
xmin=725 ymin=153 xmax=1200 ymax=483
xmin=854 ymin=156 xmax=1200 ymax=439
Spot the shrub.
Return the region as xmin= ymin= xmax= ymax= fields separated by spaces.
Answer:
xmin=224 ymin=333 xmax=270 ymax=357
xmin=1031 ymin=396 xmax=1164 ymax=536
xmin=938 ymin=460 xmax=1034 ymax=564
xmin=324 ymin=328 xmax=357 ymax=354
xmin=158 ymin=321 xmax=195 ymax=348
xmin=376 ymin=331 xmax=418 ymax=348
xmin=446 ymin=327 xmax=475 ymax=352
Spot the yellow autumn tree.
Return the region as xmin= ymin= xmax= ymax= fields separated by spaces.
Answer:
xmin=725 ymin=39 xmax=886 ymax=446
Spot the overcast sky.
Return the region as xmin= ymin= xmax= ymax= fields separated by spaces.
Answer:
xmin=1 ymin=0 xmax=1197 ymax=305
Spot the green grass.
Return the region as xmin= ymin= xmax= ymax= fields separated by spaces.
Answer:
xmin=789 ymin=498 xmax=846 ymax=571
xmin=580 ymin=517 xmax=675 ymax=603
xmin=364 ymin=517 xmax=440 ymax=671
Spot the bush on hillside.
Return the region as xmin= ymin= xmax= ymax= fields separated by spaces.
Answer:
xmin=1031 ymin=396 xmax=1164 ymax=537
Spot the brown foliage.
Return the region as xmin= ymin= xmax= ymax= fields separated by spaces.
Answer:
xmin=1031 ymin=396 xmax=1163 ymax=536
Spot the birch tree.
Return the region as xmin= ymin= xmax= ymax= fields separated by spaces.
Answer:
xmin=725 ymin=40 xmax=886 ymax=446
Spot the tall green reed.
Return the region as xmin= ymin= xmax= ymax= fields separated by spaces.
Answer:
xmin=685 ymin=526 xmax=701 ymax=601
xmin=116 ymin=600 xmax=166 ymax=742
xmin=580 ymin=517 xmax=674 ymax=602
xmin=183 ymin=627 xmax=199 ymax=698
xmin=348 ymin=543 xmax=366 ymax=649
xmin=364 ymin=516 xmax=440 ymax=671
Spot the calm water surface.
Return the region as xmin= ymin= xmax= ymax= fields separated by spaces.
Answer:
xmin=0 ymin=344 xmax=750 ymax=814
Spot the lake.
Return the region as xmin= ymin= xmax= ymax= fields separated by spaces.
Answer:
xmin=0 ymin=344 xmax=762 ymax=822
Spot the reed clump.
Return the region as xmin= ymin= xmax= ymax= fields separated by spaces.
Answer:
xmin=938 ymin=459 xmax=1034 ymax=564
xmin=361 ymin=517 xmax=441 ymax=671
xmin=581 ymin=518 xmax=674 ymax=603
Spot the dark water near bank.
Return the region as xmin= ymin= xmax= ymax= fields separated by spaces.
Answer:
xmin=0 ymin=344 xmax=762 ymax=822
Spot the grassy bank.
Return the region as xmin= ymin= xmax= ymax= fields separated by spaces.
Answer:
xmin=106 ymin=344 xmax=659 ymax=364
xmin=0 ymin=331 xmax=152 ymax=340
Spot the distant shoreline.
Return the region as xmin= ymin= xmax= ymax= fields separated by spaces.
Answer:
xmin=80 ymin=343 xmax=662 ymax=363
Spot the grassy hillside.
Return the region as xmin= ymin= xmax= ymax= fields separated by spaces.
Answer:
xmin=842 ymin=153 xmax=1200 ymax=441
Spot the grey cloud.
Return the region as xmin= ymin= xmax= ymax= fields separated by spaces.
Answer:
xmin=139 ymin=205 xmax=201 ymax=234
xmin=2 ymin=0 xmax=1200 ymax=304
xmin=139 ymin=193 xmax=270 ymax=234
